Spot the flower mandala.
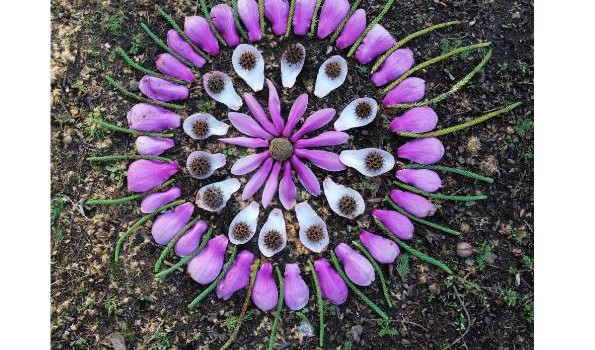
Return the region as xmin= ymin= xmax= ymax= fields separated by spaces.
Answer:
xmin=85 ymin=0 xmax=521 ymax=348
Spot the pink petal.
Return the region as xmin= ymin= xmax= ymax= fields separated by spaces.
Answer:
xmin=211 ymin=4 xmax=241 ymax=47
xmin=293 ymin=0 xmax=316 ymax=35
xmin=175 ymin=220 xmax=208 ymax=256
xmin=290 ymin=155 xmax=320 ymax=195
xmin=371 ymin=48 xmax=415 ymax=87
xmin=243 ymin=92 xmax=279 ymax=136
xmin=220 ymin=137 xmax=269 ymax=148
xmin=279 ymin=161 xmax=297 ymax=209
xmin=127 ymin=160 xmax=179 ymax=193
xmin=238 ymin=0 xmax=262 ymax=42
xmin=184 ymin=15 xmax=220 ymax=55
xmin=293 ymin=131 xmax=348 ymax=148
xmin=390 ymin=189 xmax=436 ymax=218
xmin=397 ymin=137 xmax=445 ymax=164
xmin=155 ymin=53 xmax=195 ymax=83
xmin=135 ymin=136 xmax=175 ymax=156
xmin=139 ymin=75 xmax=189 ymax=102
xmin=336 ymin=9 xmax=366 ymax=50
xmin=282 ymin=93 xmax=308 ymax=137
xmin=188 ymin=235 xmax=229 ymax=284
xmin=267 ymin=79 xmax=285 ymax=133
xmin=294 ymin=149 xmax=346 ymax=171
xmin=396 ymin=169 xmax=442 ymax=193
xmin=383 ymin=77 xmax=426 ymax=107
xmin=264 ymin=0 xmax=290 ymax=36
xmin=229 ymin=112 xmax=274 ymax=140
xmin=252 ymin=261 xmax=279 ymax=312
xmin=151 ymin=202 xmax=194 ymax=245
xmin=372 ymin=209 xmax=414 ymax=240
xmin=127 ymin=103 xmax=181 ymax=132
xmin=166 ymin=29 xmax=206 ymax=68
xmin=335 ymin=243 xmax=375 ymax=286
xmin=314 ymin=258 xmax=348 ymax=305
xmin=390 ymin=106 xmax=438 ymax=133
xmin=289 ymin=108 xmax=336 ymax=142
xmin=231 ymin=151 xmax=271 ymax=175
xmin=355 ymin=24 xmax=396 ymax=64
xmin=216 ymin=250 xmax=255 ymax=300
xmin=283 ymin=263 xmax=309 ymax=310
xmin=140 ymin=187 xmax=182 ymax=213
xmin=359 ymin=230 xmax=400 ymax=264
xmin=242 ymin=157 xmax=273 ymax=199
xmin=317 ymin=0 xmax=350 ymax=39
xmin=262 ymin=161 xmax=282 ymax=207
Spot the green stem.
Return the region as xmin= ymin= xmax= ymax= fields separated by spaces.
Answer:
xmin=117 ymin=47 xmax=188 ymax=85
xmin=267 ymin=266 xmax=285 ymax=350
xmin=199 ymin=0 xmax=228 ymax=46
xmin=140 ymin=22 xmax=195 ymax=68
xmin=155 ymin=228 xmax=214 ymax=278
xmin=187 ymin=246 xmax=239 ymax=309
xmin=91 ymin=116 xmax=174 ymax=138
xmin=230 ymin=0 xmax=248 ymax=40
xmin=308 ymin=0 xmax=324 ymax=37
xmin=258 ymin=0 xmax=265 ymax=35
xmin=284 ymin=0 xmax=297 ymax=38
xmin=86 ymin=179 xmax=176 ymax=206
xmin=157 ymin=7 xmax=210 ymax=60
xmin=397 ymin=102 xmax=522 ymax=138
xmin=154 ymin=216 xmax=202 ymax=273
xmin=86 ymin=154 xmax=173 ymax=163
xmin=307 ymin=258 xmax=325 ymax=347
xmin=393 ymin=180 xmax=487 ymax=201
xmin=402 ymin=164 xmax=494 ymax=183
xmin=105 ymin=76 xmax=185 ymax=110
xmin=346 ymin=0 xmax=396 ymax=57
xmin=371 ymin=20 xmax=461 ymax=73
xmin=114 ymin=199 xmax=186 ymax=261
xmin=385 ymin=197 xmax=461 ymax=236
xmin=352 ymin=240 xmax=393 ymax=308
xmin=329 ymin=0 xmax=363 ymax=42
xmin=329 ymin=252 xmax=389 ymax=320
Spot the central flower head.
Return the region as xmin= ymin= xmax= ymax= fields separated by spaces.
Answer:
xmin=269 ymin=137 xmax=293 ymax=161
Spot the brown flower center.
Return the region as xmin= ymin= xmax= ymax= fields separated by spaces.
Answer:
xmin=207 ymin=75 xmax=224 ymax=93
xmin=364 ymin=152 xmax=384 ymax=172
xmin=238 ymin=51 xmax=257 ymax=70
xmin=231 ymin=221 xmax=252 ymax=241
xmin=355 ymin=101 xmax=372 ymax=119
xmin=338 ymin=195 xmax=357 ymax=215
xmin=189 ymin=155 xmax=211 ymax=177
xmin=202 ymin=186 xmax=224 ymax=210
xmin=306 ymin=224 xmax=324 ymax=242
xmin=269 ymin=138 xmax=293 ymax=161
xmin=192 ymin=120 xmax=209 ymax=138
xmin=324 ymin=62 xmax=342 ymax=79
xmin=263 ymin=230 xmax=282 ymax=250
xmin=284 ymin=44 xmax=305 ymax=65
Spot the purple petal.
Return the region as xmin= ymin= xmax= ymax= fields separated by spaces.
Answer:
xmin=283 ymin=263 xmax=309 ymax=310
xmin=135 ymin=136 xmax=175 ymax=156
xmin=396 ymin=169 xmax=442 ymax=193
xmin=264 ymin=0 xmax=290 ymax=36
xmin=383 ymin=77 xmax=426 ymax=107
xmin=140 ymin=187 xmax=182 ymax=214
xmin=252 ymin=261 xmax=279 ymax=312
xmin=294 ymin=149 xmax=346 ymax=171
xmin=267 ymin=79 xmax=285 ymax=133
xmin=279 ymin=161 xmax=297 ymax=209
xmin=211 ymin=4 xmax=241 ymax=47
xmin=127 ymin=159 xmax=178 ymax=193
xmin=151 ymin=202 xmax=194 ymax=245
xmin=238 ymin=0 xmax=262 ymax=41
xmin=216 ymin=250 xmax=255 ymax=300
xmin=231 ymin=151 xmax=271 ymax=175
xmin=289 ymin=108 xmax=336 ymax=142
xmin=188 ymin=235 xmax=229 ymax=284
xmin=355 ymin=24 xmax=396 ymax=64
xmin=184 ymin=16 xmax=220 ymax=55
xmin=229 ymin=112 xmax=274 ymax=140
xmin=220 ymin=136 xmax=268 ymax=148
xmin=390 ymin=189 xmax=436 ymax=218
xmin=314 ymin=258 xmax=348 ymax=305
xmin=242 ymin=157 xmax=273 ymax=199
xmin=139 ymin=76 xmax=189 ymax=102
xmin=371 ymin=48 xmax=415 ymax=87
xmin=262 ymin=161 xmax=282 ymax=207
xmin=290 ymin=155 xmax=321 ymax=195
xmin=155 ymin=53 xmax=195 ymax=83
xmin=336 ymin=9 xmax=366 ymax=50
xmin=335 ymin=243 xmax=375 ymax=286
xmin=127 ymin=103 xmax=181 ymax=132
xmin=293 ymin=0 xmax=316 ymax=35
xmin=243 ymin=92 xmax=279 ymax=135
xmin=390 ymin=106 xmax=438 ymax=133
xmin=359 ymin=230 xmax=400 ymax=264
xmin=294 ymin=131 xmax=348 ymax=148
xmin=282 ymin=93 xmax=308 ymax=137
xmin=166 ymin=29 xmax=206 ymax=68
xmin=372 ymin=209 xmax=414 ymax=240
xmin=175 ymin=220 xmax=208 ymax=256
xmin=317 ymin=0 xmax=350 ymax=39
xmin=397 ymin=137 xmax=445 ymax=164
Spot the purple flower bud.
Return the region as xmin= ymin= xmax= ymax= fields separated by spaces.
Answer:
xmin=184 ymin=16 xmax=220 ymax=55
xmin=252 ymin=261 xmax=278 ymax=312
xmin=390 ymin=189 xmax=436 ymax=218
xmin=372 ymin=208 xmax=414 ymax=240
xmin=216 ymin=250 xmax=255 ymax=299
xmin=396 ymin=169 xmax=442 ymax=193
xmin=188 ymin=235 xmax=229 ymax=284
xmin=140 ymin=187 xmax=182 ymax=214
xmin=139 ymin=76 xmax=189 ymax=102
xmin=151 ymin=202 xmax=195 ymax=245
xmin=317 ymin=0 xmax=350 ymax=39
xmin=335 ymin=243 xmax=375 ymax=286
xmin=283 ymin=263 xmax=309 ymax=310
xmin=293 ymin=0 xmax=316 ymax=35
xmin=155 ymin=53 xmax=195 ymax=83
xmin=336 ymin=9 xmax=366 ymax=50
xmin=390 ymin=106 xmax=438 ymax=133
xmin=135 ymin=136 xmax=175 ymax=156
xmin=175 ymin=220 xmax=208 ymax=256
xmin=238 ymin=0 xmax=262 ymax=41
xmin=314 ymin=258 xmax=348 ymax=305
xmin=265 ymin=0 xmax=290 ymax=36
xmin=127 ymin=103 xmax=181 ymax=132
xmin=359 ymin=230 xmax=400 ymax=264
xmin=383 ymin=77 xmax=426 ymax=107
xmin=355 ymin=24 xmax=396 ymax=64
xmin=397 ymin=138 xmax=445 ymax=165
xmin=371 ymin=48 xmax=415 ymax=86
xmin=166 ymin=29 xmax=206 ymax=68
xmin=127 ymin=159 xmax=179 ymax=193
xmin=211 ymin=4 xmax=241 ymax=47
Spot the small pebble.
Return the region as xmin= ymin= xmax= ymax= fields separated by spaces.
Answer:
xmin=298 ymin=318 xmax=314 ymax=337
xmin=129 ymin=80 xmax=139 ymax=91
xmin=457 ymin=242 xmax=475 ymax=258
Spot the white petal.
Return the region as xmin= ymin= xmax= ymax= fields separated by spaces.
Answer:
xmin=257 ymin=208 xmax=287 ymax=257
xmin=186 ymin=151 xmax=226 ymax=179
xmin=334 ymin=97 xmax=378 ymax=131
xmin=228 ymin=201 xmax=260 ymax=245
xmin=339 ymin=148 xmax=395 ymax=177
xmin=196 ymin=178 xmax=241 ymax=212
xmin=232 ymin=44 xmax=265 ymax=92
xmin=295 ymin=201 xmax=329 ymax=253
xmin=281 ymin=43 xmax=306 ymax=88
xmin=183 ymin=113 xmax=230 ymax=140
xmin=203 ymin=71 xmax=243 ymax=110
xmin=322 ymin=178 xmax=365 ymax=219
xmin=314 ymin=55 xmax=348 ymax=98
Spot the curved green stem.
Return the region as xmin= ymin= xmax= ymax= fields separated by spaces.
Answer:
xmin=230 ymin=0 xmax=248 ymax=40
xmin=308 ymin=0 xmax=324 ymax=37
xmin=86 ymin=179 xmax=176 ymax=206
xmin=402 ymin=164 xmax=494 ymax=183
xmin=393 ymin=181 xmax=487 ymax=201
xmin=385 ymin=197 xmax=461 ymax=236
xmin=105 ymin=76 xmax=185 ymax=110
xmin=117 ymin=47 xmax=188 ymax=85
xmin=329 ymin=0 xmax=363 ymax=42
xmin=198 ymin=0 xmax=228 ymax=46
xmin=155 ymin=228 xmax=214 ymax=278
xmin=140 ymin=23 xmax=195 ymax=68
xmin=346 ymin=0 xmax=396 ymax=57
xmin=307 ymin=258 xmax=325 ymax=347
xmin=267 ymin=266 xmax=285 ymax=350
xmin=284 ymin=0 xmax=297 ymax=38
xmin=90 ymin=116 xmax=174 ymax=138
xmin=157 ymin=6 xmax=210 ymax=60
xmin=154 ymin=216 xmax=202 ymax=273
xmin=86 ymin=154 xmax=173 ymax=163
xmin=352 ymin=241 xmax=393 ymax=308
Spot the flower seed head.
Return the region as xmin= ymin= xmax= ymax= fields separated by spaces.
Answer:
xmin=355 ymin=101 xmax=372 ymax=119
xmin=189 ymin=155 xmax=211 ymax=177
xmin=364 ymin=151 xmax=384 ymax=171
xmin=324 ymin=62 xmax=342 ymax=79
xmin=284 ymin=44 xmax=305 ymax=65
xmin=239 ymin=51 xmax=257 ymax=70
xmin=207 ymin=75 xmax=225 ymax=93
xmin=306 ymin=224 xmax=324 ymax=242
xmin=231 ymin=221 xmax=252 ymax=241
xmin=192 ymin=120 xmax=210 ymax=138
xmin=202 ymin=186 xmax=224 ymax=210
xmin=338 ymin=195 xmax=357 ymax=216
xmin=269 ymin=138 xmax=293 ymax=161
xmin=263 ymin=230 xmax=283 ymax=251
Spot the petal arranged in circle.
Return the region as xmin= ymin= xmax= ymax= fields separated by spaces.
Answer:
xmin=195 ymin=178 xmax=241 ymax=212
xmin=390 ymin=189 xmax=436 ymax=218
xmin=127 ymin=159 xmax=179 ymax=193
xmin=371 ymin=48 xmax=415 ymax=87
xmin=317 ymin=0 xmax=350 ymax=39
xmin=383 ymin=77 xmax=426 ymax=107
xmin=216 ymin=250 xmax=255 ymax=300
xmin=314 ymin=258 xmax=348 ymax=305
xmin=293 ymin=0 xmax=316 ymax=35
xmin=334 ymin=97 xmax=378 ymax=131
xmin=390 ymin=106 xmax=438 ymax=133
xmin=283 ymin=263 xmax=310 ymax=310
xmin=339 ymin=148 xmax=395 ymax=177
xmin=202 ymin=71 xmax=243 ymax=110
xmin=127 ymin=103 xmax=181 ymax=132
xmin=175 ymin=220 xmax=208 ymax=257
xmin=267 ymin=79 xmax=285 ymax=133
xmin=228 ymin=201 xmax=260 ymax=244
xmin=238 ymin=0 xmax=262 ymax=42
xmin=294 ymin=149 xmax=346 ymax=171
xmin=139 ymin=75 xmax=189 ymax=102
xmin=282 ymin=93 xmax=309 ymax=137
xmin=183 ymin=112 xmax=230 ymax=140
xmin=359 ymin=230 xmax=400 ymax=264
xmin=232 ymin=44 xmax=265 ymax=91
xmin=264 ymin=0 xmax=290 ymax=36
xmin=372 ymin=208 xmax=414 ymax=240
xmin=252 ymin=261 xmax=279 ymax=312
xmin=135 ymin=136 xmax=175 ymax=156
xmin=336 ymin=9 xmax=366 ymax=50
xmin=355 ymin=24 xmax=396 ymax=64
xmin=186 ymin=151 xmax=226 ymax=179
xmin=220 ymin=136 xmax=269 ymax=148
xmin=295 ymin=201 xmax=329 ymax=253
xmin=140 ymin=187 xmax=182 ymax=214
xmin=211 ymin=4 xmax=241 ymax=47
xmin=184 ymin=15 xmax=220 ymax=56
xmin=229 ymin=112 xmax=274 ymax=140
xmin=166 ymin=29 xmax=206 ymax=68
xmin=289 ymin=108 xmax=336 ymax=142
xmin=322 ymin=178 xmax=365 ymax=219
xmin=314 ymin=55 xmax=348 ymax=98
xmin=279 ymin=161 xmax=297 ymax=210
xmin=243 ymin=93 xmax=279 ymax=135
xmin=231 ymin=151 xmax=271 ymax=175
xmin=257 ymin=208 xmax=288 ymax=257
xmin=151 ymin=202 xmax=195 ymax=245
xmin=281 ymin=43 xmax=306 ymax=88
xmin=242 ymin=157 xmax=274 ymax=199
xmin=262 ymin=161 xmax=282 ymax=207
xmin=397 ymin=138 xmax=445 ymax=164
xmin=294 ymin=131 xmax=349 ymax=148
xmin=335 ymin=243 xmax=375 ymax=286
xmin=188 ymin=235 xmax=229 ymax=284
xmin=155 ymin=53 xmax=195 ymax=83
xmin=396 ymin=169 xmax=442 ymax=193
xmin=290 ymin=155 xmax=321 ymax=195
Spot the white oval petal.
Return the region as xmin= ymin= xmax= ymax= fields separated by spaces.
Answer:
xmin=228 ymin=201 xmax=260 ymax=245
xmin=196 ymin=178 xmax=241 ymax=212
xmin=339 ymin=148 xmax=395 ymax=177
xmin=232 ymin=44 xmax=265 ymax=92
xmin=203 ymin=71 xmax=243 ymax=110
xmin=334 ymin=97 xmax=378 ymax=131
xmin=186 ymin=151 xmax=226 ymax=179
xmin=322 ymin=178 xmax=365 ymax=219
xmin=295 ymin=201 xmax=329 ymax=253
xmin=257 ymin=208 xmax=287 ymax=257
xmin=183 ymin=113 xmax=230 ymax=140
xmin=314 ymin=55 xmax=348 ymax=98
xmin=281 ymin=43 xmax=306 ymax=88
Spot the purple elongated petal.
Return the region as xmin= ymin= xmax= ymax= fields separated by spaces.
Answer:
xmin=282 ymin=93 xmax=308 ymax=137
xmin=211 ymin=4 xmax=241 ymax=47
xmin=383 ymin=77 xmax=426 ymax=107
xmin=231 ymin=151 xmax=271 ymax=175
xmin=289 ymin=108 xmax=336 ymax=142
xmin=139 ymin=76 xmax=189 ymax=102
xmin=216 ymin=250 xmax=255 ymax=300
xmin=371 ymin=48 xmax=415 ymax=87
xmin=267 ymin=79 xmax=285 ymax=133
xmin=155 ymin=53 xmax=195 ymax=83
xmin=390 ymin=189 xmax=436 ymax=218
xmin=151 ymin=202 xmax=194 ymax=245
xmin=390 ymin=106 xmax=438 ymax=133
xmin=229 ymin=112 xmax=274 ymax=140
xmin=262 ymin=161 xmax=282 ymax=207
xmin=283 ymin=263 xmax=309 ymax=310
xmin=135 ymin=136 xmax=175 ymax=156
xmin=396 ymin=169 xmax=442 ymax=193
xmin=317 ymin=0 xmax=350 ymax=39
xmin=293 ymin=0 xmax=316 ymax=35
xmin=127 ymin=103 xmax=181 ymax=132
xmin=397 ymin=137 xmax=445 ymax=164
xmin=294 ymin=149 xmax=346 ymax=171
xmin=188 ymin=235 xmax=229 ymax=284
xmin=127 ymin=159 xmax=178 ymax=192
xmin=372 ymin=209 xmax=414 ymax=240
xmin=265 ymin=0 xmax=290 ymax=36
xmin=243 ymin=93 xmax=279 ymax=135
xmin=238 ymin=0 xmax=262 ymax=41
xmin=335 ymin=243 xmax=375 ymax=286
xmin=184 ymin=16 xmax=220 ymax=55
xmin=355 ymin=24 xmax=396 ymax=64
xmin=242 ymin=157 xmax=273 ymax=199
xmin=359 ymin=230 xmax=400 ymax=264
xmin=166 ymin=29 xmax=206 ymax=68
xmin=314 ymin=258 xmax=348 ymax=305
xmin=175 ymin=220 xmax=208 ymax=256
xmin=140 ymin=187 xmax=182 ymax=214
xmin=290 ymin=155 xmax=321 ymax=195
xmin=220 ymin=137 xmax=268 ymax=148
xmin=336 ymin=9 xmax=366 ymax=50
xmin=252 ymin=261 xmax=279 ymax=312
xmin=279 ymin=161 xmax=297 ymax=209
xmin=294 ymin=131 xmax=348 ymax=148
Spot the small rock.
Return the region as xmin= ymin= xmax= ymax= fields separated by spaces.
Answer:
xmin=129 ymin=80 xmax=139 ymax=91
xmin=484 ymin=252 xmax=497 ymax=264
xmin=465 ymin=257 xmax=475 ymax=266
xmin=109 ymin=332 xmax=126 ymax=350
xmin=350 ymin=324 xmax=363 ymax=342
xmin=457 ymin=242 xmax=475 ymax=258
xmin=297 ymin=318 xmax=314 ymax=337
xmin=512 ymin=11 xmax=521 ymax=19
xmin=326 ymin=46 xmax=333 ymax=54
